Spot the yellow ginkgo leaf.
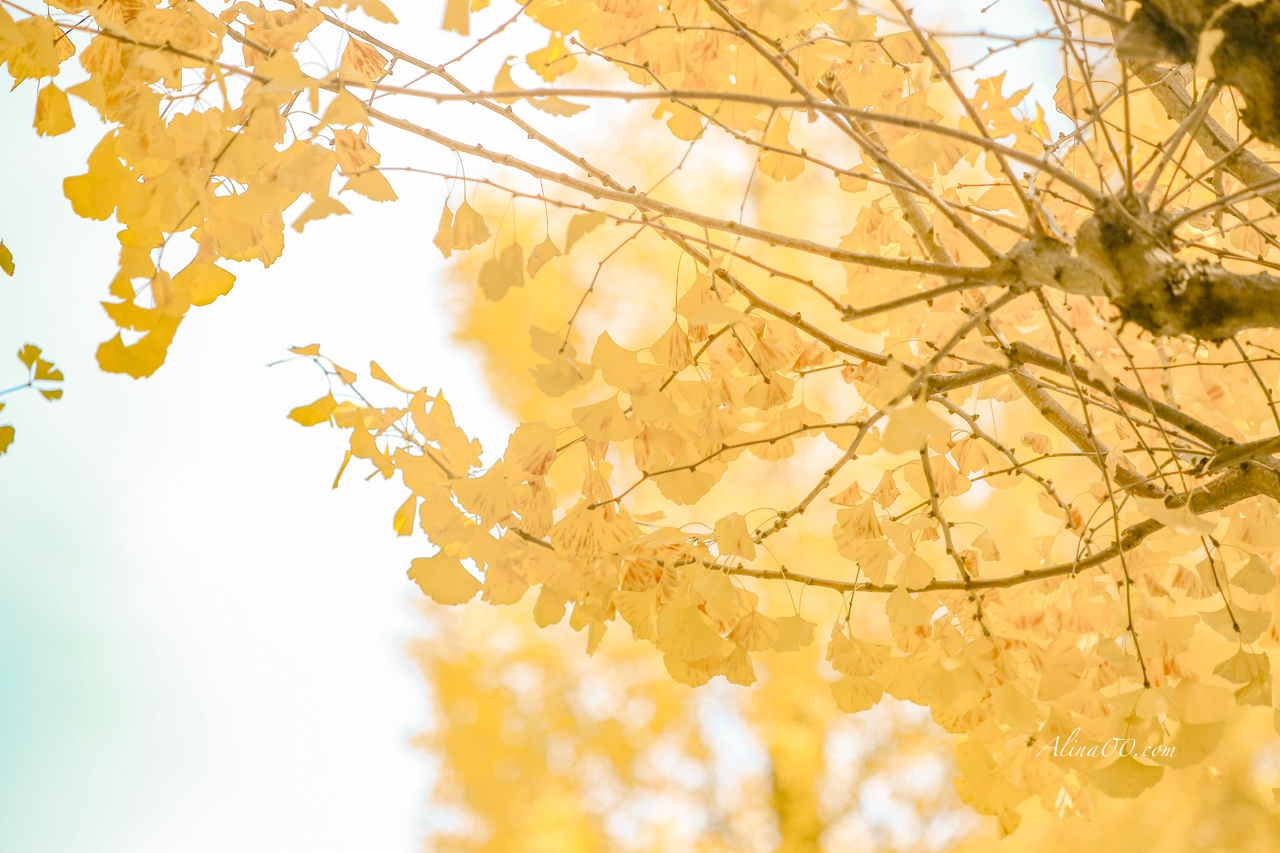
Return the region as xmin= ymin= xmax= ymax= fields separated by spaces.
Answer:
xmin=1088 ymin=756 xmax=1164 ymax=799
xmin=34 ymin=83 xmax=74 ymax=137
xmin=882 ymin=401 xmax=949 ymax=455
xmin=714 ymin=512 xmax=756 ymax=560
xmin=478 ymin=241 xmax=524 ymax=301
xmin=526 ymin=236 xmax=561 ymax=277
xmin=571 ymin=396 xmax=642 ymax=442
xmin=0 ymin=425 xmax=14 ymax=454
xmin=293 ymin=197 xmax=351 ymax=232
xmin=0 ymin=242 xmax=13 ymax=276
xmin=432 ymin=204 xmax=454 ymax=258
xmin=565 ymin=211 xmax=606 ymax=252
xmin=451 ymin=201 xmax=490 ymax=250
xmin=288 ymin=394 xmax=338 ymax=426
xmin=408 ymin=555 xmax=481 ymax=605
xmin=831 ymin=675 xmax=884 ymax=713
xmin=171 ymin=261 xmax=235 ymax=307
xmin=341 ymin=169 xmax=398 ymax=202
xmin=393 ymin=494 xmax=416 ymax=536
xmin=656 ymin=599 xmax=725 ymax=662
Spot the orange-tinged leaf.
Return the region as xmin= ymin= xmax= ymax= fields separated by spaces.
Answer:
xmin=341 ymin=37 xmax=388 ymax=83
xmin=290 ymin=344 xmax=322 ymax=356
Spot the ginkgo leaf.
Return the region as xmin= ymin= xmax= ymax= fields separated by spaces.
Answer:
xmin=771 ymin=615 xmax=816 ymax=652
xmin=882 ymin=402 xmax=950 ymax=455
xmin=293 ymin=197 xmax=351 ymax=232
xmin=408 ymin=555 xmax=481 ymax=605
xmin=451 ymin=201 xmax=490 ymax=250
xmin=478 ymin=241 xmax=524 ymax=301
xmin=441 ymin=0 xmax=469 ymax=34
xmin=321 ymin=91 xmax=370 ymax=126
xmin=288 ymin=393 xmax=338 ymax=426
xmin=0 ymin=426 xmax=14 ymax=454
xmin=171 ymin=261 xmax=235 ymax=307
xmin=316 ymin=0 xmax=398 ymax=23
xmin=526 ymin=237 xmax=561 ymax=277
xmin=656 ymin=599 xmax=725 ymax=662
xmin=831 ymin=675 xmax=884 ymax=713
xmin=340 ymin=37 xmax=388 ymax=83
xmin=290 ymin=344 xmax=322 ymax=356
xmin=1133 ymin=497 xmax=1217 ymax=536
xmin=1089 ymin=757 xmax=1164 ymax=799
xmin=97 ymin=316 xmax=181 ymax=379
xmin=591 ymin=331 xmax=649 ymax=389
xmin=17 ymin=344 xmax=39 ymax=369
xmin=687 ymin=303 xmax=749 ymax=327
xmin=886 ymin=587 xmax=933 ymax=627
xmin=34 ymin=83 xmax=74 ymax=137
xmin=529 ymin=96 xmax=589 ymax=116
xmin=432 ymin=205 xmax=454 ymax=258
xmin=30 ymin=357 xmax=56 ymax=381
xmin=0 ymin=243 xmax=12 ymax=276
xmin=1200 ymin=604 xmax=1271 ymax=644
xmin=714 ymin=512 xmax=756 ymax=560
xmin=565 ymin=211 xmax=605 ymax=252
xmin=370 ymin=361 xmax=410 ymax=392
xmin=571 ymin=396 xmax=641 ymax=442
xmin=527 ymin=35 xmax=576 ymax=81
xmin=38 ymin=388 xmax=62 ymax=401
xmin=341 ymin=169 xmax=398 ymax=202
xmin=393 ymin=494 xmax=417 ymax=536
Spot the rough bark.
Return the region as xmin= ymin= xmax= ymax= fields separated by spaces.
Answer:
xmin=1125 ymin=0 xmax=1280 ymax=148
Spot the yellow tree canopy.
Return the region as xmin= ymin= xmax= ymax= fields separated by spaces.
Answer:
xmin=8 ymin=0 xmax=1280 ymax=834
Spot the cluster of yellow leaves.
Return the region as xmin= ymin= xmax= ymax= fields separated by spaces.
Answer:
xmin=15 ymin=0 xmax=1280 ymax=833
xmin=2 ymin=0 xmax=400 ymax=378
xmin=0 ymin=344 xmax=65 ymax=456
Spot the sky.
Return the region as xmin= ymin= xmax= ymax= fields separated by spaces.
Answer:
xmin=0 ymin=11 xmax=515 ymax=850
xmin=0 ymin=2 xmax=1064 ymax=850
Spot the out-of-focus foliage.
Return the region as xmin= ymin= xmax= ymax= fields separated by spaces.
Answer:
xmin=10 ymin=0 xmax=1280 ymax=836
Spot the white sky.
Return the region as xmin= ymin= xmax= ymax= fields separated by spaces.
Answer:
xmin=0 ymin=6 xmax=516 ymax=848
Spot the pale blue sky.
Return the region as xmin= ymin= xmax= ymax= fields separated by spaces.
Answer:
xmin=0 ymin=38 xmax=513 ymax=852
